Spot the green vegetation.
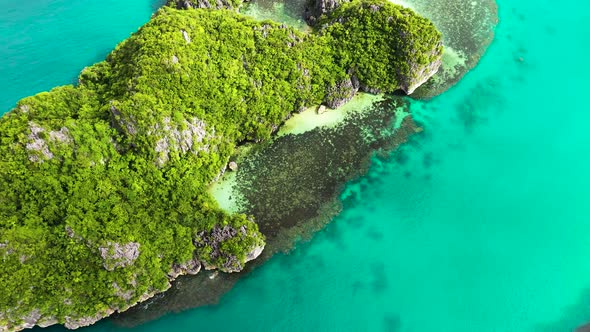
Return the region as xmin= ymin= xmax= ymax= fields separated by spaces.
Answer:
xmin=318 ymin=0 xmax=443 ymax=93
xmin=0 ymin=2 xmax=441 ymax=330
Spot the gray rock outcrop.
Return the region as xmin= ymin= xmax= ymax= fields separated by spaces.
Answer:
xmin=25 ymin=122 xmax=73 ymax=163
xmin=153 ymin=116 xmax=212 ymax=166
xmin=168 ymin=256 xmax=202 ymax=279
xmin=98 ymin=242 xmax=140 ymax=271
xmin=196 ymin=225 xmax=265 ymax=273
xmin=398 ymin=47 xmax=444 ymax=94
xmin=169 ymin=0 xmax=247 ymax=10
xmin=323 ymin=76 xmax=359 ymax=108
xmin=304 ymin=0 xmax=350 ymax=25
xmin=110 ymin=105 xmax=137 ymax=136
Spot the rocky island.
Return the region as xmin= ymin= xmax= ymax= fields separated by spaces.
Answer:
xmin=0 ymin=0 xmax=443 ymax=330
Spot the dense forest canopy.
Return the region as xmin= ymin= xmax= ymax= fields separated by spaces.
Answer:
xmin=0 ymin=1 xmax=442 ymax=330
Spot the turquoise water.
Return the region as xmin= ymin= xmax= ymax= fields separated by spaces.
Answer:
xmin=0 ymin=0 xmax=163 ymax=112
xmin=3 ymin=0 xmax=590 ymax=331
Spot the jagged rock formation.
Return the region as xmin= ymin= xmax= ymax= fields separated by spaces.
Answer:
xmin=168 ymin=256 xmax=202 ymax=279
xmin=153 ymin=117 xmax=213 ymax=166
xmin=306 ymin=0 xmax=443 ymax=96
xmin=196 ymin=225 xmax=265 ymax=273
xmin=3 ymin=254 xmax=208 ymax=332
xmin=315 ymin=0 xmax=443 ymax=97
xmin=398 ymin=47 xmax=443 ymax=94
xmin=304 ymin=0 xmax=350 ymax=25
xmin=168 ymin=0 xmax=247 ymax=10
xmin=25 ymin=122 xmax=73 ymax=163
xmin=99 ymin=242 xmax=141 ymax=271
xmin=324 ymin=76 xmax=359 ymax=108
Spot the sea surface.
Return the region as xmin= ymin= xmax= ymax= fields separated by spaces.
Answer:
xmin=2 ymin=0 xmax=590 ymax=331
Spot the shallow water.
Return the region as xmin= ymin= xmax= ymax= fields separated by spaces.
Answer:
xmin=241 ymin=0 xmax=309 ymax=31
xmin=209 ymin=93 xmax=386 ymax=213
xmin=2 ymin=0 xmax=590 ymax=331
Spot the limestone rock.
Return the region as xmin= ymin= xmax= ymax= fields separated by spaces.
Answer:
xmin=98 ymin=242 xmax=140 ymax=271
xmin=112 ymin=282 xmax=135 ymax=301
xmin=181 ymin=30 xmax=191 ymax=43
xmin=64 ymin=310 xmax=115 ymax=330
xmin=153 ymin=116 xmax=211 ymax=166
xmin=359 ymin=82 xmax=382 ymax=95
xmin=398 ymin=46 xmax=444 ymax=95
xmin=246 ymin=244 xmax=264 ymax=261
xmin=169 ymin=0 xmax=246 ymax=10
xmin=25 ymin=123 xmax=54 ymax=163
xmin=37 ymin=317 xmax=59 ymax=328
xmin=24 ymin=123 xmax=73 ymax=163
xmin=110 ymin=104 xmax=137 ymax=136
xmin=195 ymin=225 xmax=265 ymax=273
xmin=323 ymin=76 xmax=359 ymax=109
xmin=168 ymin=256 xmax=202 ymax=279
xmin=304 ymin=0 xmax=350 ymax=25
xmin=19 ymin=309 xmax=40 ymax=329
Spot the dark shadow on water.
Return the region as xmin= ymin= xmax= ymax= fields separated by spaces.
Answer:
xmin=343 ymin=214 xmax=365 ymax=229
xmin=383 ymin=313 xmax=402 ymax=332
xmin=534 ymin=288 xmax=590 ymax=332
xmin=371 ymin=262 xmax=388 ymax=293
xmin=351 ymin=280 xmax=365 ymax=296
xmin=392 ymin=149 xmax=410 ymax=166
xmin=422 ymin=151 xmax=435 ymax=169
xmin=366 ymin=228 xmax=384 ymax=241
xmin=454 ymin=77 xmax=504 ymax=134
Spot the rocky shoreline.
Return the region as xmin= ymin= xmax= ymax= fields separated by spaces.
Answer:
xmin=111 ymin=96 xmax=421 ymax=326
xmin=109 ymin=0 xmax=499 ymax=326
xmin=4 ymin=228 xmax=264 ymax=332
xmin=1 ymin=0 xmax=449 ymax=330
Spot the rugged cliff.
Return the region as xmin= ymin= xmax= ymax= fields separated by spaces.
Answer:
xmin=169 ymin=0 xmax=246 ymax=10
xmin=308 ymin=0 xmax=443 ymax=95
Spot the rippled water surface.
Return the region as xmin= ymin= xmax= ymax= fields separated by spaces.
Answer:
xmin=2 ymin=0 xmax=590 ymax=331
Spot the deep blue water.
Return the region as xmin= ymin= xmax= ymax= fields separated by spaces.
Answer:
xmin=3 ymin=0 xmax=590 ymax=331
